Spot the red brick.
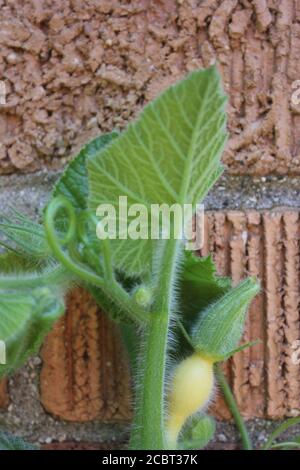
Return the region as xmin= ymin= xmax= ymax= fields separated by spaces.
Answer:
xmin=205 ymin=210 xmax=300 ymax=420
xmin=40 ymin=288 xmax=131 ymax=422
xmin=0 ymin=1 xmax=299 ymax=175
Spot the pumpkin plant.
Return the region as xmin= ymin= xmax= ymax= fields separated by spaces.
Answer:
xmin=0 ymin=66 xmax=260 ymax=450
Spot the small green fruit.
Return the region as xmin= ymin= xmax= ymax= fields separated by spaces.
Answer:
xmin=133 ymin=285 xmax=153 ymax=308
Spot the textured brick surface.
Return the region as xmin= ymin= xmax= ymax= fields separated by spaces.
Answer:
xmin=40 ymin=288 xmax=131 ymax=422
xmin=203 ymin=210 xmax=300 ymax=420
xmin=39 ymin=210 xmax=300 ymax=422
xmin=0 ymin=0 xmax=299 ymax=175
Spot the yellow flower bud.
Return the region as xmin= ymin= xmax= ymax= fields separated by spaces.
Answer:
xmin=166 ymin=353 xmax=214 ymax=448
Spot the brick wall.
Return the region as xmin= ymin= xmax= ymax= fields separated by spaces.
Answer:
xmin=1 ymin=0 xmax=300 ymax=449
xmin=1 ymin=0 xmax=300 ymax=176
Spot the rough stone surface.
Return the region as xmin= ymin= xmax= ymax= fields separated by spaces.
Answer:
xmin=0 ymin=170 xmax=57 ymax=216
xmin=0 ymin=355 xmax=129 ymax=446
xmin=0 ymin=0 xmax=300 ymax=175
xmin=2 ymin=171 xmax=300 ymax=215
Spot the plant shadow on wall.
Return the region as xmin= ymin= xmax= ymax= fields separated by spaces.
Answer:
xmin=0 ymin=66 xmax=300 ymax=451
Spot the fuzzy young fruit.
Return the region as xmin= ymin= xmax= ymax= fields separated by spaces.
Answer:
xmin=133 ymin=285 xmax=152 ymax=308
xmin=166 ymin=353 xmax=214 ymax=448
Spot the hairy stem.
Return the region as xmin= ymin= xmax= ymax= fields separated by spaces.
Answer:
xmin=130 ymin=238 xmax=181 ymax=449
xmin=215 ymin=363 xmax=252 ymax=450
xmin=44 ymin=197 xmax=148 ymax=325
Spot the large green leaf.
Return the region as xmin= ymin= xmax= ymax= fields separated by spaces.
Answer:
xmin=0 ymin=251 xmax=71 ymax=288
xmin=0 ymin=251 xmax=41 ymax=273
xmin=88 ymin=66 xmax=227 ymax=275
xmin=0 ymin=286 xmax=65 ymax=378
xmin=0 ymin=210 xmax=49 ymax=259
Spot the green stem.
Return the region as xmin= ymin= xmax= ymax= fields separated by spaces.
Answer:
xmin=130 ymin=238 xmax=181 ymax=449
xmin=178 ymin=320 xmax=195 ymax=349
xmin=102 ymin=237 xmax=114 ymax=282
xmin=268 ymin=442 xmax=300 ymax=450
xmin=215 ymin=363 xmax=252 ymax=450
xmin=44 ymin=197 xmax=148 ymax=326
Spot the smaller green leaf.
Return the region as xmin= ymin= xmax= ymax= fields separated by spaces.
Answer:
xmin=183 ymin=252 xmax=229 ymax=286
xmin=175 ymin=253 xmax=232 ymax=356
xmin=263 ymin=417 xmax=300 ymax=450
xmin=180 ymin=252 xmax=231 ymax=320
xmin=0 ymin=286 xmax=65 ymax=378
xmin=270 ymin=440 xmax=300 ymax=450
xmin=0 ymin=252 xmax=71 ymax=290
xmin=0 ymin=251 xmax=39 ymax=273
xmin=179 ymin=415 xmax=216 ymax=450
xmin=0 ymin=212 xmax=49 ymax=259
xmin=0 ymin=431 xmax=38 ymax=450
